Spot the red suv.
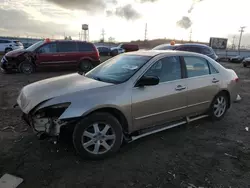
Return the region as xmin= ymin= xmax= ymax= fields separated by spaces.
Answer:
xmin=0 ymin=39 xmax=100 ymax=74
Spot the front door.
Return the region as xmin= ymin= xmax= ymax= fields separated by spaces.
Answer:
xmin=131 ymin=56 xmax=188 ymax=131
xmin=183 ymin=56 xmax=221 ymax=115
xmin=35 ymin=42 xmax=62 ymax=67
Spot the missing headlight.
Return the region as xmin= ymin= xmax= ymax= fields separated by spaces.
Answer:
xmin=34 ymin=102 xmax=71 ymax=118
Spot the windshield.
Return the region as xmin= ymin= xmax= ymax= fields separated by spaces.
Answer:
xmin=85 ymin=54 xmax=151 ymax=84
xmin=26 ymin=41 xmax=44 ymax=51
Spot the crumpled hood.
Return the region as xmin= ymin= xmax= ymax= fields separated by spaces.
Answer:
xmin=17 ymin=73 xmax=113 ymax=114
xmin=6 ymin=49 xmax=26 ymax=57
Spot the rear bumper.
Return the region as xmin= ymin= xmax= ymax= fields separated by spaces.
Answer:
xmin=93 ymin=59 xmax=101 ymax=66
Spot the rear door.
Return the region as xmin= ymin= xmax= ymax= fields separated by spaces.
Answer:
xmin=57 ymin=41 xmax=78 ymax=68
xmin=35 ymin=42 xmax=60 ymax=67
xmin=132 ymin=56 xmax=188 ymax=131
xmin=77 ymin=42 xmax=97 ymax=61
xmin=183 ymin=56 xmax=221 ymax=115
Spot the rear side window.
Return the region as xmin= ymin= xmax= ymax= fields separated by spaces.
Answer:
xmin=184 ymin=56 xmax=210 ymax=78
xmin=201 ymin=47 xmax=212 ymax=55
xmin=78 ymin=42 xmax=94 ymax=52
xmin=58 ymin=42 xmax=77 ymax=52
xmin=209 ymin=63 xmax=219 ymax=74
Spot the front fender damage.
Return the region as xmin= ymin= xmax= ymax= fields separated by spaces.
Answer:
xmin=29 ymin=101 xmax=79 ymax=137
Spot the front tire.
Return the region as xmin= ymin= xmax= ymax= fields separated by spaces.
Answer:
xmin=209 ymin=93 xmax=229 ymax=120
xmin=243 ymin=63 xmax=247 ymax=67
xmin=73 ymin=112 xmax=123 ymax=159
xmin=19 ymin=61 xmax=35 ymax=74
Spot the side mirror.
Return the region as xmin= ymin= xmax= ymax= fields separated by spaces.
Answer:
xmin=136 ymin=76 xmax=160 ymax=87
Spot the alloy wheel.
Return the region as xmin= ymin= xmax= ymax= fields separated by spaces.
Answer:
xmin=213 ymin=96 xmax=227 ymax=118
xmin=81 ymin=123 xmax=116 ymax=155
xmin=22 ymin=63 xmax=33 ymax=74
xmin=80 ymin=61 xmax=92 ymax=72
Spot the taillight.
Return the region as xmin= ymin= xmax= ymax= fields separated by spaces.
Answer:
xmin=234 ymin=78 xmax=239 ymax=82
xmin=94 ymin=46 xmax=100 ymax=59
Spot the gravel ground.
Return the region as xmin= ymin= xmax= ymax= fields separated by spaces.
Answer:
xmin=0 ymin=62 xmax=250 ymax=188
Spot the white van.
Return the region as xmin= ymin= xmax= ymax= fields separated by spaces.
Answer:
xmin=0 ymin=39 xmax=24 ymax=53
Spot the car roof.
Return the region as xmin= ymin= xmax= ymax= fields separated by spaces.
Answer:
xmin=52 ymin=40 xmax=93 ymax=44
xmin=154 ymin=43 xmax=209 ymax=49
xmin=154 ymin=43 xmax=181 ymax=48
xmin=126 ymin=50 xmax=206 ymax=57
xmin=180 ymin=43 xmax=210 ymax=48
xmin=0 ymin=38 xmax=11 ymax=41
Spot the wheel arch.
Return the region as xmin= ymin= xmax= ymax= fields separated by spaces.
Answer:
xmin=79 ymin=57 xmax=93 ymax=62
xmin=215 ymin=89 xmax=231 ymax=108
xmin=87 ymin=107 xmax=129 ymax=134
xmin=78 ymin=57 xmax=97 ymax=68
xmin=4 ymin=47 xmax=12 ymax=53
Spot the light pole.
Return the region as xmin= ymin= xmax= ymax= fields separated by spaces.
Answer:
xmin=238 ymin=26 xmax=246 ymax=54
xmin=232 ymin=35 xmax=236 ymax=49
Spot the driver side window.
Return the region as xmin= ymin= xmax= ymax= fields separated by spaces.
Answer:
xmin=38 ymin=43 xmax=57 ymax=54
xmin=144 ymin=56 xmax=182 ymax=83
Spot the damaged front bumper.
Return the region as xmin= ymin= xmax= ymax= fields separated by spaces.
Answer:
xmin=20 ymin=102 xmax=75 ymax=137
xmin=22 ymin=113 xmax=68 ymax=136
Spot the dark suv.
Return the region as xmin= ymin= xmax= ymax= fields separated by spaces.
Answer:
xmin=153 ymin=43 xmax=218 ymax=61
xmin=1 ymin=40 xmax=100 ymax=74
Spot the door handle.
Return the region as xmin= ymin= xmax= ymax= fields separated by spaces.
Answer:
xmin=175 ymin=85 xmax=186 ymax=91
xmin=53 ymin=55 xmax=59 ymax=57
xmin=59 ymin=54 xmax=65 ymax=56
xmin=212 ymin=78 xmax=219 ymax=83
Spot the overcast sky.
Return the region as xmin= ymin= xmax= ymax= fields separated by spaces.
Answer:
xmin=1 ymin=0 xmax=250 ymax=45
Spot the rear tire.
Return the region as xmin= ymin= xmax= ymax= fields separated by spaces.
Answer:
xmin=19 ymin=61 xmax=35 ymax=74
xmin=73 ymin=112 xmax=123 ymax=159
xmin=243 ymin=63 xmax=247 ymax=67
xmin=79 ymin=60 xmax=93 ymax=73
xmin=209 ymin=93 xmax=229 ymax=121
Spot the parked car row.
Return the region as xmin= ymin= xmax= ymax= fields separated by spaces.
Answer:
xmin=1 ymin=39 xmax=100 ymax=74
xmin=0 ymin=38 xmax=24 ymax=53
xmin=217 ymin=55 xmax=250 ymax=67
xmin=1 ymin=39 xmax=141 ymax=74
xmin=96 ymin=46 xmax=125 ymax=57
xmin=96 ymin=43 xmax=139 ymax=57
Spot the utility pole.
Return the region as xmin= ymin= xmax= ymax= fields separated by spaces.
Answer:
xmin=144 ymin=23 xmax=148 ymax=41
xmin=238 ymin=26 xmax=246 ymax=53
xmin=101 ymin=28 xmax=105 ymax=42
xmin=232 ymin=35 xmax=236 ymax=49
xmin=189 ymin=29 xmax=192 ymax=42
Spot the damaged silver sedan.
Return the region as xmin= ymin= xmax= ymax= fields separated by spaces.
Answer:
xmin=17 ymin=51 xmax=240 ymax=159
